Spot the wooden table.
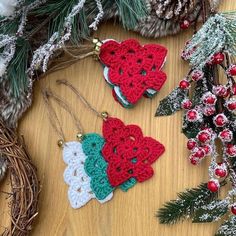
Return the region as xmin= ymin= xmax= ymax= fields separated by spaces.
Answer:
xmin=0 ymin=1 xmax=235 ymax=235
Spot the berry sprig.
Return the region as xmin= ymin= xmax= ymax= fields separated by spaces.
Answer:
xmin=157 ymin=48 xmax=236 ymax=226
xmin=157 ymin=11 xmax=236 ymax=235
xmin=180 ymin=51 xmax=236 ymax=207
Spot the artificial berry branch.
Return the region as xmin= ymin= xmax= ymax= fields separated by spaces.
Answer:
xmin=156 ymin=12 xmax=236 ymax=235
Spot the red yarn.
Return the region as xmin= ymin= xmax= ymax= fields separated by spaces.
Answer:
xmin=102 ymin=117 xmax=165 ymax=187
xmin=99 ymin=39 xmax=167 ymax=104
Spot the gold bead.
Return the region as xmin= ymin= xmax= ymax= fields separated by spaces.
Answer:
xmin=76 ymin=133 xmax=84 ymax=142
xmin=57 ymin=140 xmax=64 ymax=147
xmin=101 ymin=111 xmax=108 ymax=120
xmin=92 ymin=38 xmax=102 ymax=57
xmin=92 ymin=38 xmax=99 ymax=44
xmin=94 ymin=45 xmax=100 ymax=53
xmin=96 ymin=41 xmax=102 ymax=47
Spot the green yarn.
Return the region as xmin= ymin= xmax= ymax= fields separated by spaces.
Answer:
xmin=120 ymin=178 xmax=137 ymax=192
xmin=82 ymin=133 xmax=114 ymax=201
xmin=82 ymin=133 xmax=137 ymax=198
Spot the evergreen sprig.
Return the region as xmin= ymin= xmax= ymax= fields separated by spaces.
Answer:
xmin=192 ymin=200 xmax=229 ymax=223
xmin=0 ymin=0 xmax=148 ymax=98
xmin=7 ymin=38 xmax=30 ymax=97
xmin=184 ymin=13 xmax=236 ymax=69
xmin=34 ymin=0 xmax=82 ymax=38
xmin=157 ymin=183 xmax=220 ymax=224
xmin=115 ymin=0 xmax=147 ymax=29
xmin=216 ymin=216 xmax=236 ymax=236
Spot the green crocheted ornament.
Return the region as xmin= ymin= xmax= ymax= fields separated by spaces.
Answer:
xmin=82 ymin=133 xmax=136 ymax=199
xmin=119 ymin=178 xmax=137 ymax=192
xmin=82 ymin=133 xmax=114 ymax=200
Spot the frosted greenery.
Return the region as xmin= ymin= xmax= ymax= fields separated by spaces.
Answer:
xmin=184 ymin=13 xmax=236 ymax=69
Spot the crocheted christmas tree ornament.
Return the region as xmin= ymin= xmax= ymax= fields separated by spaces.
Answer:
xmin=82 ymin=133 xmax=137 ymax=200
xmin=82 ymin=134 xmax=114 ymax=201
xmin=102 ymin=117 xmax=165 ymax=187
xmin=63 ymin=141 xmax=114 ymax=208
xmin=99 ymin=39 xmax=167 ymax=108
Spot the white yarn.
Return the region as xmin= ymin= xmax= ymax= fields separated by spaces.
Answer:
xmin=62 ymin=141 xmax=111 ymax=209
xmin=0 ymin=0 xmax=18 ymax=17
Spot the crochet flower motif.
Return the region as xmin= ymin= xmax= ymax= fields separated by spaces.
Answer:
xmin=99 ymin=39 xmax=167 ymax=106
xmin=102 ymin=117 xmax=165 ymax=187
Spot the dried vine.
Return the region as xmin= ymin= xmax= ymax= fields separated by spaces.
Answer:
xmin=0 ymin=119 xmax=39 ymax=236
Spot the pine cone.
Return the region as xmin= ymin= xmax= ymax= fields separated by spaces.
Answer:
xmin=134 ymin=0 xmax=221 ymax=38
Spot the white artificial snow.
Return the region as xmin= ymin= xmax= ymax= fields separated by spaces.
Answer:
xmin=0 ymin=0 xmax=18 ymax=17
xmin=0 ymin=57 xmax=7 ymax=77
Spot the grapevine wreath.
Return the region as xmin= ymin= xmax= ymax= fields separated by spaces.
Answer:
xmin=0 ymin=0 xmax=223 ymax=235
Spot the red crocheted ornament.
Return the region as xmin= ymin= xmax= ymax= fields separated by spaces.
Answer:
xmin=99 ymin=39 xmax=167 ymax=105
xmin=102 ymin=117 xmax=165 ymax=187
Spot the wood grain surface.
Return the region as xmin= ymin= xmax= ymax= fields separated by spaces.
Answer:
xmin=0 ymin=1 xmax=235 ymax=235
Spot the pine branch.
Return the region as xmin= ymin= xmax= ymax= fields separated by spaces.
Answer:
xmin=192 ymin=200 xmax=229 ymax=223
xmin=216 ymin=216 xmax=236 ymax=236
xmin=7 ymin=38 xmax=30 ymax=97
xmin=0 ymin=18 xmax=19 ymax=35
xmin=34 ymin=0 xmax=80 ymax=37
xmin=184 ymin=13 xmax=236 ymax=69
xmin=156 ymin=183 xmax=220 ymax=225
xmin=115 ymin=0 xmax=147 ymax=30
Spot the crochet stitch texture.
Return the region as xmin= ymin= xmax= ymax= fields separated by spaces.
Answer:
xmin=102 ymin=117 xmax=165 ymax=187
xmin=99 ymin=39 xmax=167 ymax=107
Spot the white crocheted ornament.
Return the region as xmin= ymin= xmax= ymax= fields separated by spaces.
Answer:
xmin=62 ymin=141 xmax=112 ymax=209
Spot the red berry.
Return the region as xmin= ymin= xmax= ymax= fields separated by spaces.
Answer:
xmin=197 ymin=130 xmax=211 ymax=143
xmin=186 ymin=109 xmax=200 ymax=122
xmin=213 ymin=113 xmax=228 ymax=127
xmin=189 ymin=154 xmax=200 ymax=165
xmin=213 ymin=85 xmax=229 ymax=97
xmin=231 ymin=84 xmax=236 ymax=95
xmin=228 ymin=103 xmax=236 ymax=111
xmin=207 ymin=180 xmax=219 ymax=192
xmin=203 ymin=106 xmax=216 ymax=116
xmin=228 ymin=64 xmax=236 ymax=76
xmin=226 ymin=99 xmax=236 ymax=111
xmin=226 ymin=144 xmax=236 ymax=157
xmin=218 ymin=129 xmax=233 ymax=142
xmin=201 ymin=144 xmax=212 ymax=156
xmin=193 ymin=147 xmax=206 ymax=159
xmin=179 ymin=79 xmax=190 ymax=90
xmin=202 ymin=127 xmax=214 ymax=134
xmin=182 ymin=99 xmax=192 ymax=109
xmin=202 ymin=92 xmax=217 ymax=105
xmin=231 ymin=205 xmax=236 ymax=215
xmin=211 ymin=52 xmax=225 ymax=64
xmin=180 ymin=20 xmax=190 ymax=29
xmin=187 ymin=139 xmax=197 ymax=150
xmin=192 ymin=70 xmax=204 ymax=81
xmin=215 ymin=168 xmax=227 ymax=178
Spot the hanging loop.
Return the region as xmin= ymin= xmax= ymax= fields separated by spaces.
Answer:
xmin=42 ymin=88 xmax=84 ymax=146
xmin=56 ymin=79 xmax=108 ymax=120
